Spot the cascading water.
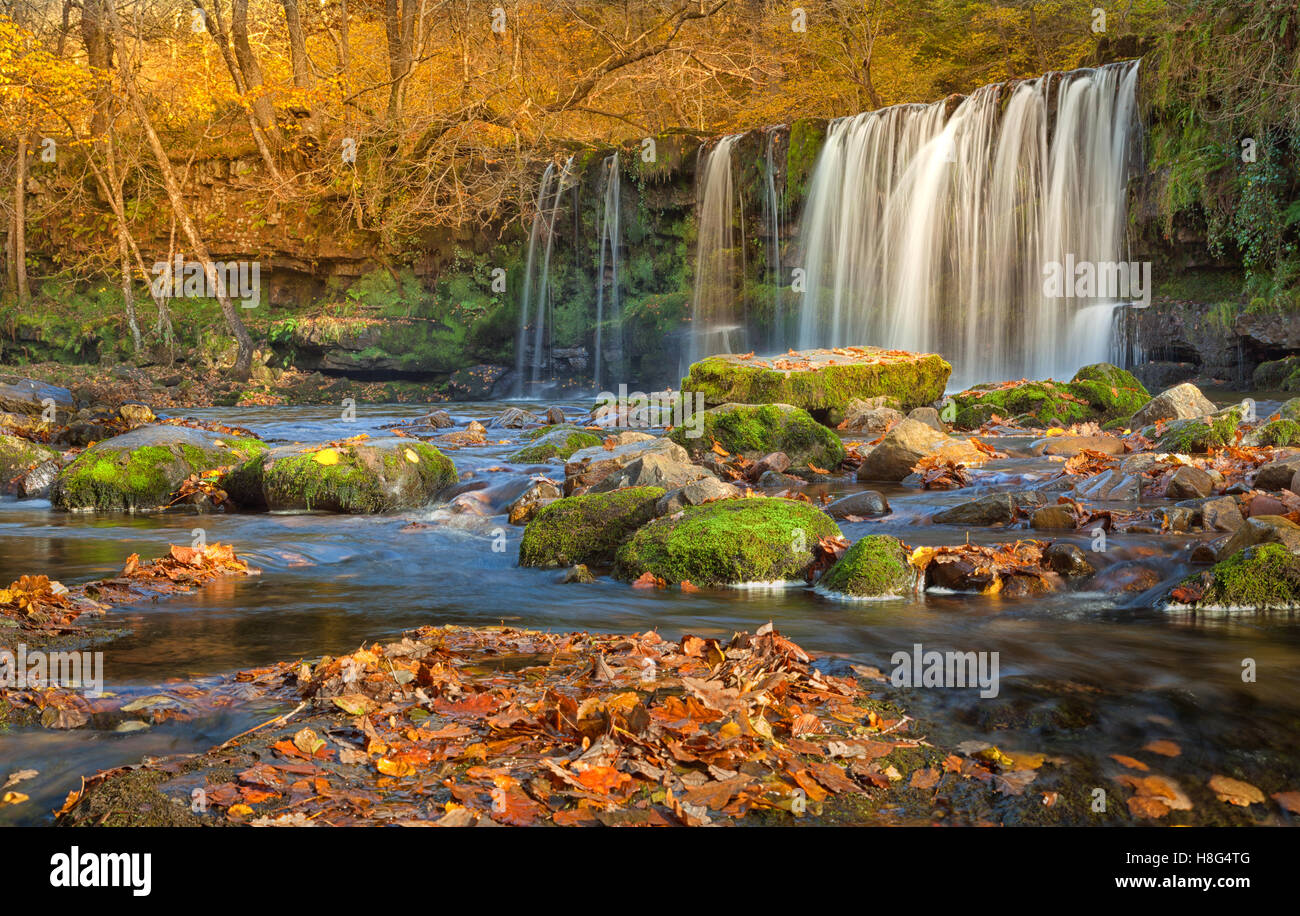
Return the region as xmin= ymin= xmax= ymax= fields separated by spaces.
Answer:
xmin=686 ymin=134 xmax=745 ymax=370
xmin=763 ymin=129 xmax=785 ymax=352
xmin=796 ymin=61 xmax=1140 ymax=389
xmin=514 ymin=156 xmax=574 ymax=397
xmin=593 ymin=153 xmax=622 ymax=391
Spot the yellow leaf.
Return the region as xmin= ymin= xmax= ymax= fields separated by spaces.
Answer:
xmin=403 ymin=448 xmax=419 ymax=463
xmin=227 ymin=803 xmax=254 ymax=817
xmin=377 ymin=757 xmax=415 ymax=777
xmin=0 ymin=791 xmax=29 ymax=806
xmin=313 ymin=448 xmax=340 ymax=466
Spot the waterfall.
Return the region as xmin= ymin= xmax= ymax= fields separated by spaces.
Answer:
xmin=514 ymin=156 xmax=574 ymax=396
xmin=763 ymin=129 xmax=785 ymax=352
xmin=593 ymin=153 xmax=622 ymax=391
xmin=686 ymin=134 xmax=745 ymax=370
xmin=796 ymin=61 xmax=1140 ymax=389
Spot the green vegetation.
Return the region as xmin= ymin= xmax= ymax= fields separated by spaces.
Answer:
xmin=257 ymin=442 xmax=457 ymax=513
xmin=518 ymin=487 xmax=664 ymax=568
xmin=670 ymin=403 xmax=845 ymax=469
xmin=819 ymin=535 xmax=916 ymax=598
xmin=1184 ymin=543 xmax=1300 ymax=610
xmin=510 ymin=429 xmax=603 ymax=462
xmin=951 ymin=363 xmax=1150 ymax=429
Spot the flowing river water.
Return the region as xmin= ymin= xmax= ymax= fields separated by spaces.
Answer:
xmin=3 ymin=400 xmax=1299 ymax=825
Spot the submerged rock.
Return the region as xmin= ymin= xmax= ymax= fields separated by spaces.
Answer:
xmin=818 ymin=534 xmax=916 ymax=598
xmin=1044 ymin=542 xmax=1095 ymax=579
xmin=669 ymin=403 xmax=844 ymax=471
xmin=229 ymin=439 xmax=457 ymax=513
xmin=681 ymin=347 xmax=951 ymax=421
xmin=614 ymin=497 xmax=840 ymax=586
xmin=51 ymin=426 xmax=267 ymax=512
xmin=519 ymin=486 xmax=664 ymax=568
xmin=856 ymin=418 xmax=985 ymax=482
xmin=1128 ymin=382 xmax=1215 ymax=428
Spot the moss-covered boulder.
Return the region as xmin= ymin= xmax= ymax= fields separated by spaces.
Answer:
xmin=232 ymin=438 xmax=458 ymax=512
xmin=51 ymin=426 xmax=266 ymax=512
xmin=1253 ymin=356 xmax=1300 ymax=392
xmin=1148 ymin=406 xmax=1244 ymax=454
xmin=681 ymin=347 xmax=951 ymax=422
xmin=949 ymin=363 xmax=1149 ymax=429
xmin=509 ymin=427 xmax=603 ymax=463
xmin=519 ymin=486 xmax=664 ymax=568
xmin=614 ymin=496 xmax=841 ymax=586
xmin=1174 ymin=543 xmax=1300 ymax=610
xmin=818 ymin=534 xmax=916 ymax=598
xmin=0 ymin=434 xmax=60 ymax=495
xmin=669 ymin=403 xmax=844 ymax=470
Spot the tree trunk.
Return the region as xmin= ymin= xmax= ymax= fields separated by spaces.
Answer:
xmin=104 ymin=2 xmax=253 ymax=379
xmin=232 ymin=0 xmax=278 ymax=139
xmin=14 ymin=133 xmax=29 ymax=304
xmin=384 ymin=0 xmax=416 ymax=123
xmin=118 ymin=227 xmax=143 ymax=354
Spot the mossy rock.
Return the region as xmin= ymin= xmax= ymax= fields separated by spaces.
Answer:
xmin=818 ymin=535 xmax=916 ymax=598
xmin=1150 ymin=406 xmax=1243 ymax=454
xmin=51 ymin=426 xmax=267 ymax=512
xmin=614 ymin=496 xmax=841 ymax=586
xmin=682 ymin=347 xmax=951 ymax=421
xmin=0 ymin=434 xmax=59 ymax=492
xmin=510 ymin=427 xmax=603 ymax=463
xmin=1176 ymin=543 xmax=1300 ymax=610
xmin=238 ymin=439 xmax=457 ymax=513
xmin=950 ymin=363 xmax=1149 ymax=429
xmin=519 ymin=486 xmax=665 ymax=568
xmin=1253 ymin=418 xmax=1300 ymax=448
xmin=1253 ymin=356 xmax=1300 ymax=392
xmin=669 ymin=403 xmax=844 ymax=469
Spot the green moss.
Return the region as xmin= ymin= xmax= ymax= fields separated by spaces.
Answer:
xmin=519 ymin=486 xmax=664 ymax=568
xmin=819 ymin=535 xmax=915 ymax=598
xmin=1256 ymin=418 xmax=1300 ymax=447
xmin=1182 ymin=543 xmax=1300 ymax=610
xmin=614 ymin=497 xmax=841 ymax=586
xmin=0 ymin=434 xmax=58 ymax=483
xmin=683 ymin=351 xmax=950 ymax=418
xmin=1153 ymin=407 xmax=1243 ymax=453
xmin=1068 ymin=363 xmax=1151 ymax=418
xmin=670 ymin=403 xmax=844 ymax=469
xmin=950 ymin=363 xmax=1149 ymax=429
xmin=510 ymin=429 xmax=602 ymax=462
xmin=260 ymin=442 xmax=456 ymax=513
xmin=784 ymin=119 xmax=828 ymax=211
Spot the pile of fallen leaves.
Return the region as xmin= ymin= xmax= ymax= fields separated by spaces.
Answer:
xmin=66 ymin=624 xmax=960 ymax=826
xmin=0 ymin=544 xmax=255 ymax=635
xmin=909 ymin=540 xmax=1058 ymax=596
xmin=913 ymin=454 xmax=971 ymax=489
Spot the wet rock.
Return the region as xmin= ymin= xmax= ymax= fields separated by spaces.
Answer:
xmin=1087 ymin=561 xmax=1163 ymax=593
xmin=931 ymin=492 xmax=1020 ymax=527
xmin=1150 ymin=405 xmax=1244 ymax=454
xmin=561 ymin=564 xmax=595 ymax=584
xmin=1157 ymin=506 xmax=1196 ymax=532
xmin=590 ymin=453 xmax=712 ymax=493
xmin=1217 ymin=515 xmax=1300 ymax=560
xmin=491 ymin=407 xmax=538 ymax=428
xmin=1248 ymin=494 xmax=1287 ymax=518
xmin=506 ymin=479 xmax=563 ymax=525
xmin=750 ymin=451 xmax=791 ymax=478
xmin=682 ymin=347 xmax=950 ymax=418
xmin=1030 ymin=435 xmax=1125 ymax=457
xmin=422 ymin=409 xmax=454 ymax=429
xmin=950 ymin=363 xmax=1148 ymax=429
xmin=756 ymin=470 xmax=802 ymax=488
xmin=0 ymin=434 xmax=60 ymax=496
xmin=20 ymin=459 xmax=60 ymax=499
xmin=0 ymin=378 xmax=75 ymax=422
xmin=818 ymin=535 xmax=916 ymax=598
xmin=509 ymin=427 xmax=602 ymax=463
xmin=519 ymin=487 xmax=665 ymax=568
xmin=824 ymin=490 xmax=891 ymax=519
xmin=1166 ymin=466 xmax=1214 ymax=499
xmin=1200 ymin=496 xmax=1245 ymax=532
xmin=656 ymin=477 xmax=741 ymax=515
xmin=856 ymin=418 xmax=985 ymax=482
xmin=544 ymin=406 xmax=566 ymax=425
xmin=51 ymin=425 xmax=267 ymax=512
xmin=669 ymin=403 xmax=844 ymax=471
xmin=1190 ymin=542 xmax=1221 ymax=564
xmin=1072 ymin=467 xmax=1140 ymax=501
xmin=1128 ymin=382 xmax=1215 ymax=428
xmin=1254 ymin=457 xmax=1300 ymax=491
xmin=614 ymin=497 xmax=841 ymax=586
xmin=564 ymin=437 xmax=689 ymax=495
xmin=236 ymin=439 xmax=458 ymax=513
xmin=117 ymin=402 xmax=157 ymax=428
xmin=907 ymin=407 xmax=946 ymax=432
xmin=840 ymin=401 xmax=903 ymax=436
xmin=925 ymin=555 xmax=994 ymax=591
xmin=1044 ymin=542 xmax=1094 ymax=579
xmin=435 ymin=420 xmax=489 ymax=448
xmin=1030 ymin=505 xmax=1078 ymax=530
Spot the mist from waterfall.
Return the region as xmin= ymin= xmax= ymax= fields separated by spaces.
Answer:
xmin=796 ymin=61 xmax=1140 ymax=389
xmin=686 ymin=134 xmax=745 ymax=371
xmin=593 ymin=153 xmax=622 ymax=391
xmin=514 ymin=156 xmax=574 ymax=396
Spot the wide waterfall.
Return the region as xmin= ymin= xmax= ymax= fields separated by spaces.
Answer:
xmin=593 ymin=153 xmax=622 ymax=391
xmin=763 ymin=128 xmax=787 ymax=353
xmin=686 ymin=134 xmax=745 ymax=370
xmin=796 ymin=61 xmax=1140 ymax=389
xmin=514 ymin=156 xmax=574 ymax=397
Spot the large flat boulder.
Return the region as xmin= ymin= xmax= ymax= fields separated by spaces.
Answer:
xmin=681 ymin=347 xmax=951 ymax=422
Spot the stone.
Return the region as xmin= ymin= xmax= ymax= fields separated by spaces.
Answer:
xmin=669 ymin=403 xmax=844 ymax=470
xmin=824 ymin=490 xmax=891 ymax=519
xmin=20 ymin=459 xmax=60 ymax=500
xmin=1087 ymin=561 xmax=1163 ymax=593
xmin=506 ymin=479 xmax=563 ymax=525
xmin=655 ymin=477 xmax=742 ymax=515
xmin=1030 ymin=505 xmax=1078 ymax=530
xmin=949 ymin=364 xmax=1148 ymax=429
xmin=491 ymin=407 xmax=538 ymax=428
xmin=564 ymin=437 xmax=690 ymax=494
xmin=1217 ymin=515 xmax=1300 ymax=560
xmin=1177 ymin=543 xmax=1300 ymax=610
xmin=906 ymin=407 xmax=945 ymax=432
xmin=614 ymin=497 xmax=841 ymax=586
xmin=561 ymin=565 xmax=596 ymax=584
xmin=681 ymin=347 xmax=952 ymax=421
xmin=1150 ymin=406 xmax=1244 ymax=454
xmin=1248 ymin=495 xmax=1287 ymax=518
xmin=422 ymin=409 xmax=454 ymax=428
xmin=1044 ymin=542 xmax=1095 ymax=579
xmin=0 ymin=434 xmax=60 ymax=496
xmin=756 ymin=470 xmax=801 ymax=488
xmin=0 ymin=378 xmax=76 ymax=422
xmin=519 ymin=487 xmax=664 ymax=568
xmin=510 ymin=428 xmax=603 ymax=463
xmin=750 ymin=451 xmax=791 ymax=478
xmin=1128 ymin=382 xmax=1216 ymax=428
xmin=931 ymin=493 xmax=1019 ymax=527
xmin=839 ymin=401 xmax=904 ymax=436
xmin=1030 ymin=435 xmax=1126 ymax=457
xmin=818 ymin=535 xmax=916 ymax=598
xmin=590 ymin=453 xmax=712 ymax=493
xmin=117 ymin=402 xmax=157 ymax=427
xmin=1201 ymin=496 xmax=1245 ymax=533
xmin=856 ymin=418 xmax=986 ymax=482
xmin=1166 ymin=466 xmax=1214 ymax=499
xmin=435 ymin=420 xmax=488 ymax=448
xmin=1254 ymin=457 xmax=1300 ymax=491
xmin=545 ymin=406 xmax=566 ymax=425
xmin=1072 ymin=467 xmax=1140 ymax=501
